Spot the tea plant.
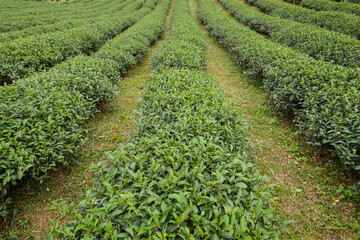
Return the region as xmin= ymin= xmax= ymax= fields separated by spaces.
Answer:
xmin=0 ymin=0 xmax=168 ymax=220
xmin=48 ymin=0 xmax=283 ymax=238
xmin=49 ymin=69 xmax=283 ymax=239
xmin=218 ymin=0 xmax=360 ymax=68
xmin=0 ymin=0 xmax=132 ymax=42
xmin=286 ymin=0 xmax=360 ymax=16
xmin=245 ymin=0 xmax=360 ymax=39
xmin=0 ymin=0 xmax=150 ymax=84
xmin=0 ymin=0 xmax=123 ymax=32
xmin=197 ymin=0 xmax=360 ymax=181
xmin=151 ymin=0 xmax=207 ymax=71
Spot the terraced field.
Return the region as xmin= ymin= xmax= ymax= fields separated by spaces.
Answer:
xmin=0 ymin=0 xmax=359 ymax=238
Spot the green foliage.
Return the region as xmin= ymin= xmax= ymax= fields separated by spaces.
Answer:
xmin=0 ymin=0 xmax=132 ymax=42
xmin=285 ymin=0 xmax=360 ymax=16
xmin=94 ymin=6 xmax=165 ymax=76
xmin=48 ymin=0 xmax=283 ymax=238
xmin=0 ymin=0 xmax=121 ymax=32
xmin=197 ymin=0 xmax=360 ymax=178
xmin=0 ymin=82 xmax=92 ymax=219
xmin=337 ymin=184 xmax=360 ymax=201
xmin=245 ymin=0 xmax=360 ymax=39
xmin=218 ymin=0 xmax=360 ymax=68
xmin=0 ymin=0 xmax=148 ymax=84
xmin=0 ymin=0 xmax=165 ymax=220
xmin=151 ymin=0 xmax=207 ymax=71
xmin=48 ymin=69 xmax=282 ymax=239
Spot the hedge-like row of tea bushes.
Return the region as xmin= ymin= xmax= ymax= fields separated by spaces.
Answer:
xmin=197 ymin=0 xmax=360 ymax=179
xmin=285 ymin=0 xmax=360 ymax=16
xmin=151 ymin=0 xmax=206 ymax=70
xmin=1 ymin=0 xmax=107 ymax=13
xmin=0 ymin=0 xmax=165 ymax=220
xmin=245 ymin=0 xmax=360 ymax=39
xmin=345 ymin=0 xmax=360 ymax=3
xmin=1 ymin=0 xmax=47 ymax=11
xmin=151 ymin=0 xmax=207 ymax=71
xmin=217 ymin=0 xmax=360 ymax=68
xmin=1 ymin=0 xmax=113 ymax=19
xmin=49 ymin=70 xmax=283 ymax=239
xmin=0 ymin=0 xmax=146 ymax=85
xmin=0 ymin=0 xmax=132 ymax=42
xmin=0 ymin=0 xmax=118 ymax=32
xmin=327 ymin=0 xmax=359 ymax=3
xmin=48 ymin=0 xmax=282 ymax=238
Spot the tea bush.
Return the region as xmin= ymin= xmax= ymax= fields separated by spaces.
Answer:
xmin=245 ymin=0 xmax=360 ymax=39
xmin=197 ymin=0 xmax=360 ymax=177
xmin=218 ymin=0 xmax=360 ymax=68
xmin=0 ymin=80 xmax=93 ymax=218
xmin=0 ymin=0 xmax=165 ymax=219
xmin=151 ymin=0 xmax=207 ymax=71
xmin=0 ymin=0 xmax=150 ymax=84
xmin=285 ymin=0 xmax=360 ymax=16
xmin=0 ymin=0 xmax=122 ymax=32
xmin=49 ymin=69 xmax=283 ymax=239
xmin=0 ymin=0 xmax=132 ymax=42
xmin=48 ymin=0 xmax=282 ymax=238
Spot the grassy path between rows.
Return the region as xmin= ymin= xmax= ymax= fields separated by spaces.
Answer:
xmin=189 ymin=0 xmax=359 ymax=239
xmin=0 ymin=1 xmax=175 ymax=238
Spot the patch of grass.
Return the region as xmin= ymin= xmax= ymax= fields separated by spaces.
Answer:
xmin=189 ymin=0 xmax=360 ymax=238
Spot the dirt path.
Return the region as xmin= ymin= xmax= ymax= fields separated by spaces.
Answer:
xmin=0 ymin=2 xmax=175 ymax=239
xmin=189 ymin=0 xmax=359 ymax=239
